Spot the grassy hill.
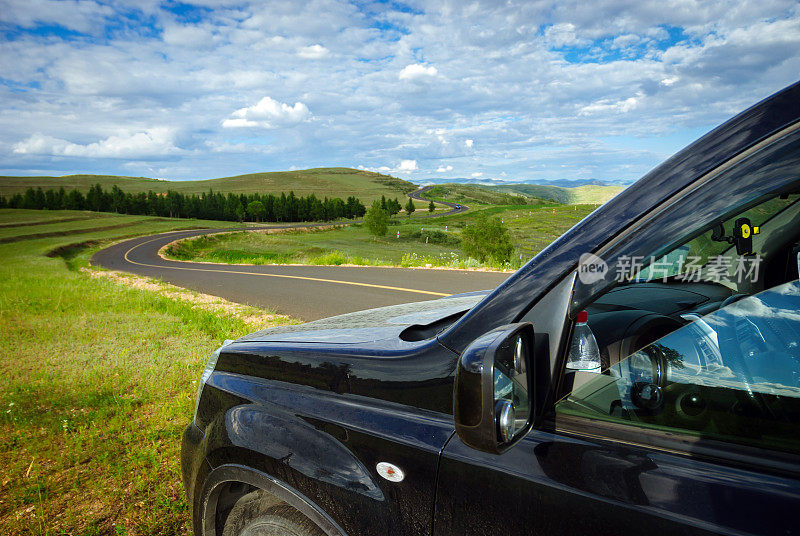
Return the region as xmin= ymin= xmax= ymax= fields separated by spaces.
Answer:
xmin=488 ymin=183 xmax=623 ymax=204
xmin=0 ymin=167 xmax=417 ymax=203
xmin=424 ymin=184 xmax=532 ymax=205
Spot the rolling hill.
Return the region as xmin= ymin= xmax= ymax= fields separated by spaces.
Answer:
xmin=424 ymin=184 xmax=533 ymax=205
xmin=487 ymin=183 xmax=623 ymax=204
xmin=422 ymin=182 xmax=623 ymax=206
xmin=0 ymin=168 xmax=417 ymax=203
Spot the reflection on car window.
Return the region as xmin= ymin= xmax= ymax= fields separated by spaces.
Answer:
xmin=557 ymin=281 xmax=800 ymax=454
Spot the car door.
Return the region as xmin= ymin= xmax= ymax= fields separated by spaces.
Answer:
xmin=434 ymin=130 xmax=800 ymax=536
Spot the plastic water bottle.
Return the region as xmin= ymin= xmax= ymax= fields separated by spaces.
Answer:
xmin=566 ymin=310 xmax=601 ymax=373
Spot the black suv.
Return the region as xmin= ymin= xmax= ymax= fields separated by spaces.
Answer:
xmin=182 ymin=81 xmax=800 ymax=536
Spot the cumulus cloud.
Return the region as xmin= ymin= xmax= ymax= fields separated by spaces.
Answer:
xmin=12 ymin=128 xmax=183 ymax=159
xmin=543 ymin=22 xmax=583 ymax=47
xmin=437 ymin=165 xmax=454 ymax=172
xmin=398 ymin=64 xmax=438 ymax=81
xmin=222 ymin=97 xmax=311 ymax=129
xmin=398 ymin=159 xmax=418 ymax=171
xmin=580 ymin=95 xmax=641 ymax=116
xmin=297 ymin=44 xmax=330 ymax=59
xmin=464 ymin=139 xmax=474 ymax=148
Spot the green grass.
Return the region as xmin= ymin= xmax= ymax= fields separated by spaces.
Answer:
xmin=0 ymin=209 xmax=106 ymax=226
xmin=0 ymin=168 xmax=417 ymax=204
xmin=413 ymin=203 xmax=596 ymax=263
xmin=0 ymin=215 xmax=175 ymax=241
xmin=491 ymin=204 xmax=597 ymax=260
xmin=0 ymin=209 xmax=296 ymax=535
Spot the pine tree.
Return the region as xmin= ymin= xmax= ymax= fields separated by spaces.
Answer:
xmin=405 ymin=197 xmax=415 ymax=216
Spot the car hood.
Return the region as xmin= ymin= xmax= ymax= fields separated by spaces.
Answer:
xmin=236 ymin=292 xmax=487 ymax=344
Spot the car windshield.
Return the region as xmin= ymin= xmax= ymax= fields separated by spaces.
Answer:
xmin=633 ymin=194 xmax=800 ymax=291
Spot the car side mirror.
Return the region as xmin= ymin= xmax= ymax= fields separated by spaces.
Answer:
xmin=454 ymin=323 xmax=535 ymax=454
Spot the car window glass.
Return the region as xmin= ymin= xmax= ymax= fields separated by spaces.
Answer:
xmin=557 ymin=280 xmax=800 ymax=453
xmin=557 ymin=191 xmax=800 ymax=454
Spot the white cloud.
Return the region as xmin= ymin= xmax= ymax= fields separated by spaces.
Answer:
xmin=0 ymin=0 xmax=112 ymax=33
xmin=297 ymin=44 xmax=330 ymax=59
xmin=543 ymin=23 xmax=583 ymax=47
xmin=436 ymin=165 xmax=454 ymax=172
xmin=222 ymin=97 xmax=311 ymax=129
xmin=471 ymin=172 xmax=483 ymax=178
xmin=12 ymin=128 xmax=182 ymax=159
xmin=464 ymin=139 xmax=474 ymax=148
xmin=162 ymin=24 xmax=215 ymax=47
xmin=611 ymin=34 xmax=641 ymax=49
xmin=580 ymin=95 xmax=641 ymax=116
xmin=398 ymin=159 xmax=418 ymax=171
xmin=398 ymin=64 xmax=438 ymax=81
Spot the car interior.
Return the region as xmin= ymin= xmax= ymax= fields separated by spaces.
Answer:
xmin=558 ymin=190 xmax=800 ymax=453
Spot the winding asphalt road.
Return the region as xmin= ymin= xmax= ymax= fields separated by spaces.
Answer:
xmin=409 ymin=185 xmax=466 ymax=214
xmin=91 ymin=190 xmax=507 ymax=321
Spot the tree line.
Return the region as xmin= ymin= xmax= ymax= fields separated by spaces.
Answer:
xmin=0 ymin=184 xmax=377 ymax=223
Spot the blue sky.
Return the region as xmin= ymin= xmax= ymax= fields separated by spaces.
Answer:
xmin=1 ymin=1 xmax=799 ymax=185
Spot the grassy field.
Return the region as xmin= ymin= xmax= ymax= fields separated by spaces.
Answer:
xmin=408 ymin=203 xmax=597 ymax=263
xmin=0 ymin=209 xmax=297 ymax=535
xmin=485 ymin=204 xmax=597 ymax=260
xmin=164 ymin=202 xmax=598 ymax=270
xmin=0 ymin=214 xmax=192 ymax=242
xmin=0 ymin=168 xmax=416 ymax=204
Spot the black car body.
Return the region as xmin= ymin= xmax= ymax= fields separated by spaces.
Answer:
xmin=182 ymin=81 xmax=800 ymax=536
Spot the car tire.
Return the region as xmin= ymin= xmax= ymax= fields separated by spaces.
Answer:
xmin=223 ymin=494 xmax=326 ymax=536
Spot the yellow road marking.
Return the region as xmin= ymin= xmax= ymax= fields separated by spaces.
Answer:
xmin=122 ymin=234 xmax=449 ymax=297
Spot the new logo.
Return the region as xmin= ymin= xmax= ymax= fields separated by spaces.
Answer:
xmin=577 ymin=253 xmax=608 ymax=284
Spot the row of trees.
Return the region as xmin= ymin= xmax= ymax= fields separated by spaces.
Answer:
xmin=0 ymin=185 xmax=369 ymax=223
xmin=364 ymin=197 xmax=425 ymax=237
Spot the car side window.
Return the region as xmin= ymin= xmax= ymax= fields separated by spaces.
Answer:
xmin=557 ymin=281 xmax=800 ymax=453
xmin=555 ymin=192 xmax=800 ymax=455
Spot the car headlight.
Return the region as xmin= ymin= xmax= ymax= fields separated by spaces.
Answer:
xmin=193 ymin=340 xmax=233 ymax=424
